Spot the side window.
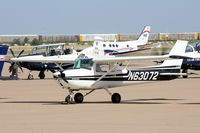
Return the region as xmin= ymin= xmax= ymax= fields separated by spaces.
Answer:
xmin=127 ymin=45 xmax=129 ymax=47
xmin=116 ymin=44 xmax=118 ymax=48
xmin=103 ymin=44 xmax=106 ymax=47
xmin=96 ymin=64 xmax=109 ymax=72
xmin=112 ymin=44 xmax=115 ymax=47
xmin=109 ymin=44 xmax=111 ymax=47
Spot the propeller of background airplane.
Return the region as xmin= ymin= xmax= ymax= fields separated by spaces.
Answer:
xmin=9 ymin=48 xmax=24 ymax=72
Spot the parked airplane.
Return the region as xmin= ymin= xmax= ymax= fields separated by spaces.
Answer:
xmin=11 ymin=40 xmax=188 ymax=104
xmin=169 ymin=41 xmax=200 ymax=78
xmin=92 ymin=26 xmax=151 ymax=55
xmin=9 ymin=43 xmax=75 ymax=79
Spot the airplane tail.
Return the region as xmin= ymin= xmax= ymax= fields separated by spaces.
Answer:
xmin=160 ymin=40 xmax=188 ymax=67
xmin=136 ymin=26 xmax=151 ymax=45
xmin=168 ymin=40 xmax=188 ymax=57
xmin=0 ymin=45 xmax=9 ymax=76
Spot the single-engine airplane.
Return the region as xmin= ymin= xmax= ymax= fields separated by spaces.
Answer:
xmin=169 ymin=41 xmax=200 ymax=78
xmin=11 ymin=40 xmax=188 ymax=104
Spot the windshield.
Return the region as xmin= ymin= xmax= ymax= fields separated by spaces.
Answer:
xmin=186 ymin=42 xmax=200 ymax=53
xmin=48 ymin=45 xmax=64 ymax=56
xmin=32 ymin=44 xmax=65 ymax=56
xmin=73 ymin=58 xmax=93 ymax=70
xmin=185 ymin=45 xmax=194 ymax=53
xmin=32 ymin=47 xmax=47 ymax=55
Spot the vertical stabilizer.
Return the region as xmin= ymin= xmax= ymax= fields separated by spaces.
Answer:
xmin=0 ymin=45 xmax=9 ymax=76
xmin=169 ymin=40 xmax=188 ymax=56
xmin=137 ymin=26 xmax=151 ymax=45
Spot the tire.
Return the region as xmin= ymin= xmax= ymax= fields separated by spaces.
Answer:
xmin=183 ymin=75 xmax=188 ymax=78
xmin=65 ymin=95 xmax=71 ymax=103
xmin=111 ymin=93 xmax=121 ymax=103
xmin=74 ymin=93 xmax=84 ymax=103
xmin=28 ymin=74 xmax=33 ymax=80
xmin=182 ymin=69 xmax=188 ymax=78
xmin=39 ymin=71 xmax=45 ymax=79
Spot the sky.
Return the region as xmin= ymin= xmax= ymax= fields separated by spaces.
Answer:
xmin=0 ymin=0 xmax=200 ymax=34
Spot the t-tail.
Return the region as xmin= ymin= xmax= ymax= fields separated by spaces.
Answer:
xmin=0 ymin=45 xmax=9 ymax=76
xmin=136 ymin=26 xmax=151 ymax=45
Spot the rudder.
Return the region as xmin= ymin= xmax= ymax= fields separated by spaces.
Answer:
xmin=137 ymin=26 xmax=151 ymax=45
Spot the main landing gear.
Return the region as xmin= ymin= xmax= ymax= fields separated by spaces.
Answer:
xmin=28 ymin=71 xmax=33 ymax=80
xmin=64 ymin=88 xmax=121 ymax=104
xmin=39 ymin=71 xmax=45 ymax=79
xmin=182 ymin=69 xmax=188 ymax=78
xmin=27 ymin=71 xmax=46 ymax=80
xmin=104 ymin=87 xmax=121 ymax=103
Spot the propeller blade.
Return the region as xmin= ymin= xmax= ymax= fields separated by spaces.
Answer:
xmin=17 ymin=50 xmax=24 ymax=58
xmin=10 ymin=48 xmax=15 ymax=57
xmin=16 ymin=62 xmax=23 ymax=72
xmin=9 ymin=63 xmax=14 ymax=73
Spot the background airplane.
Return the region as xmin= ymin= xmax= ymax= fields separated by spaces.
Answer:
xmin=169 ymin=41 xmax=200 ymax=78
xmin=9 ymin=43 xmax=75 ymax=79
xmin=91 ymin=26 xmax=151 ymax=55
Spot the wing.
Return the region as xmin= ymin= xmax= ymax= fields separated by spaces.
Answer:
xmin=11 ymin=40 xmax=188 ymax=64
xmin=11 ymin=55 xmax=77 ymax=63
xmin=93 ymin=55 xmax=169 ymax=63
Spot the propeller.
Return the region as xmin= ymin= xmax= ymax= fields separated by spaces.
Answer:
xmin=9 ymin=48 xmax=24 ymax=73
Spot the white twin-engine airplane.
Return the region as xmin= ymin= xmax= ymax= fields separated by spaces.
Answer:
xmin=11 ymin=40 xmax=188 ymax=104
xmin=90 ymin=26 xmax=151 ymax=55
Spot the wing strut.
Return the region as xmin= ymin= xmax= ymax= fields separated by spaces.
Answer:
xmin=55 ymin=63 xmax=64 ymax=71
xmin=91 ymin=65 xmax=116 ymax=87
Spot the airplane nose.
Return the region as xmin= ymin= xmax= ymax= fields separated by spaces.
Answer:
xmin=53 ymin=71 xmax=65 ymax=78
xmin=53 ymin=71 xmax=60 ymax=78
xmin=60 ymin=71 xmax=65 ymax=78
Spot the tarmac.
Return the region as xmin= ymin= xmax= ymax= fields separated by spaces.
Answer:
xmin=1 ymin=63 xmax=200 ymax=133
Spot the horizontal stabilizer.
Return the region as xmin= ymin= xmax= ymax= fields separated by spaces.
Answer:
xmin=161 ymin=59 xmax=183 ymax=67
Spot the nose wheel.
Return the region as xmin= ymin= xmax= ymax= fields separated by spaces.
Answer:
xmin=28 ymin=71 xmax=33 ymax=80
xmin=28 ymin=73 xmax=33 ymax=80
xmin=64 ymin=90 xmax=84 ymax=104
xmin=65 ymin=95 xmax=73 ymax=104
xmin=64 ymin=89 xmax=74 ymax=104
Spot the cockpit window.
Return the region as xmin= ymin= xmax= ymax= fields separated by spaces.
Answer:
xmin=32 ymin=44 xmax=65 ymax=56
xmin=73 ymin=58 xmax=93 ymax=70
xmin=187 ymin=42 xmax=200 ymax=53
xmin=196 ymin=43 xmax=200 ymax=52
xmin=185 ymin=45 xmax=194 ymax=53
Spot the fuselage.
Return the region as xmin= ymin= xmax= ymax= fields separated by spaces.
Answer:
xmin=54 ymin=65 xmax=180 ymax=90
